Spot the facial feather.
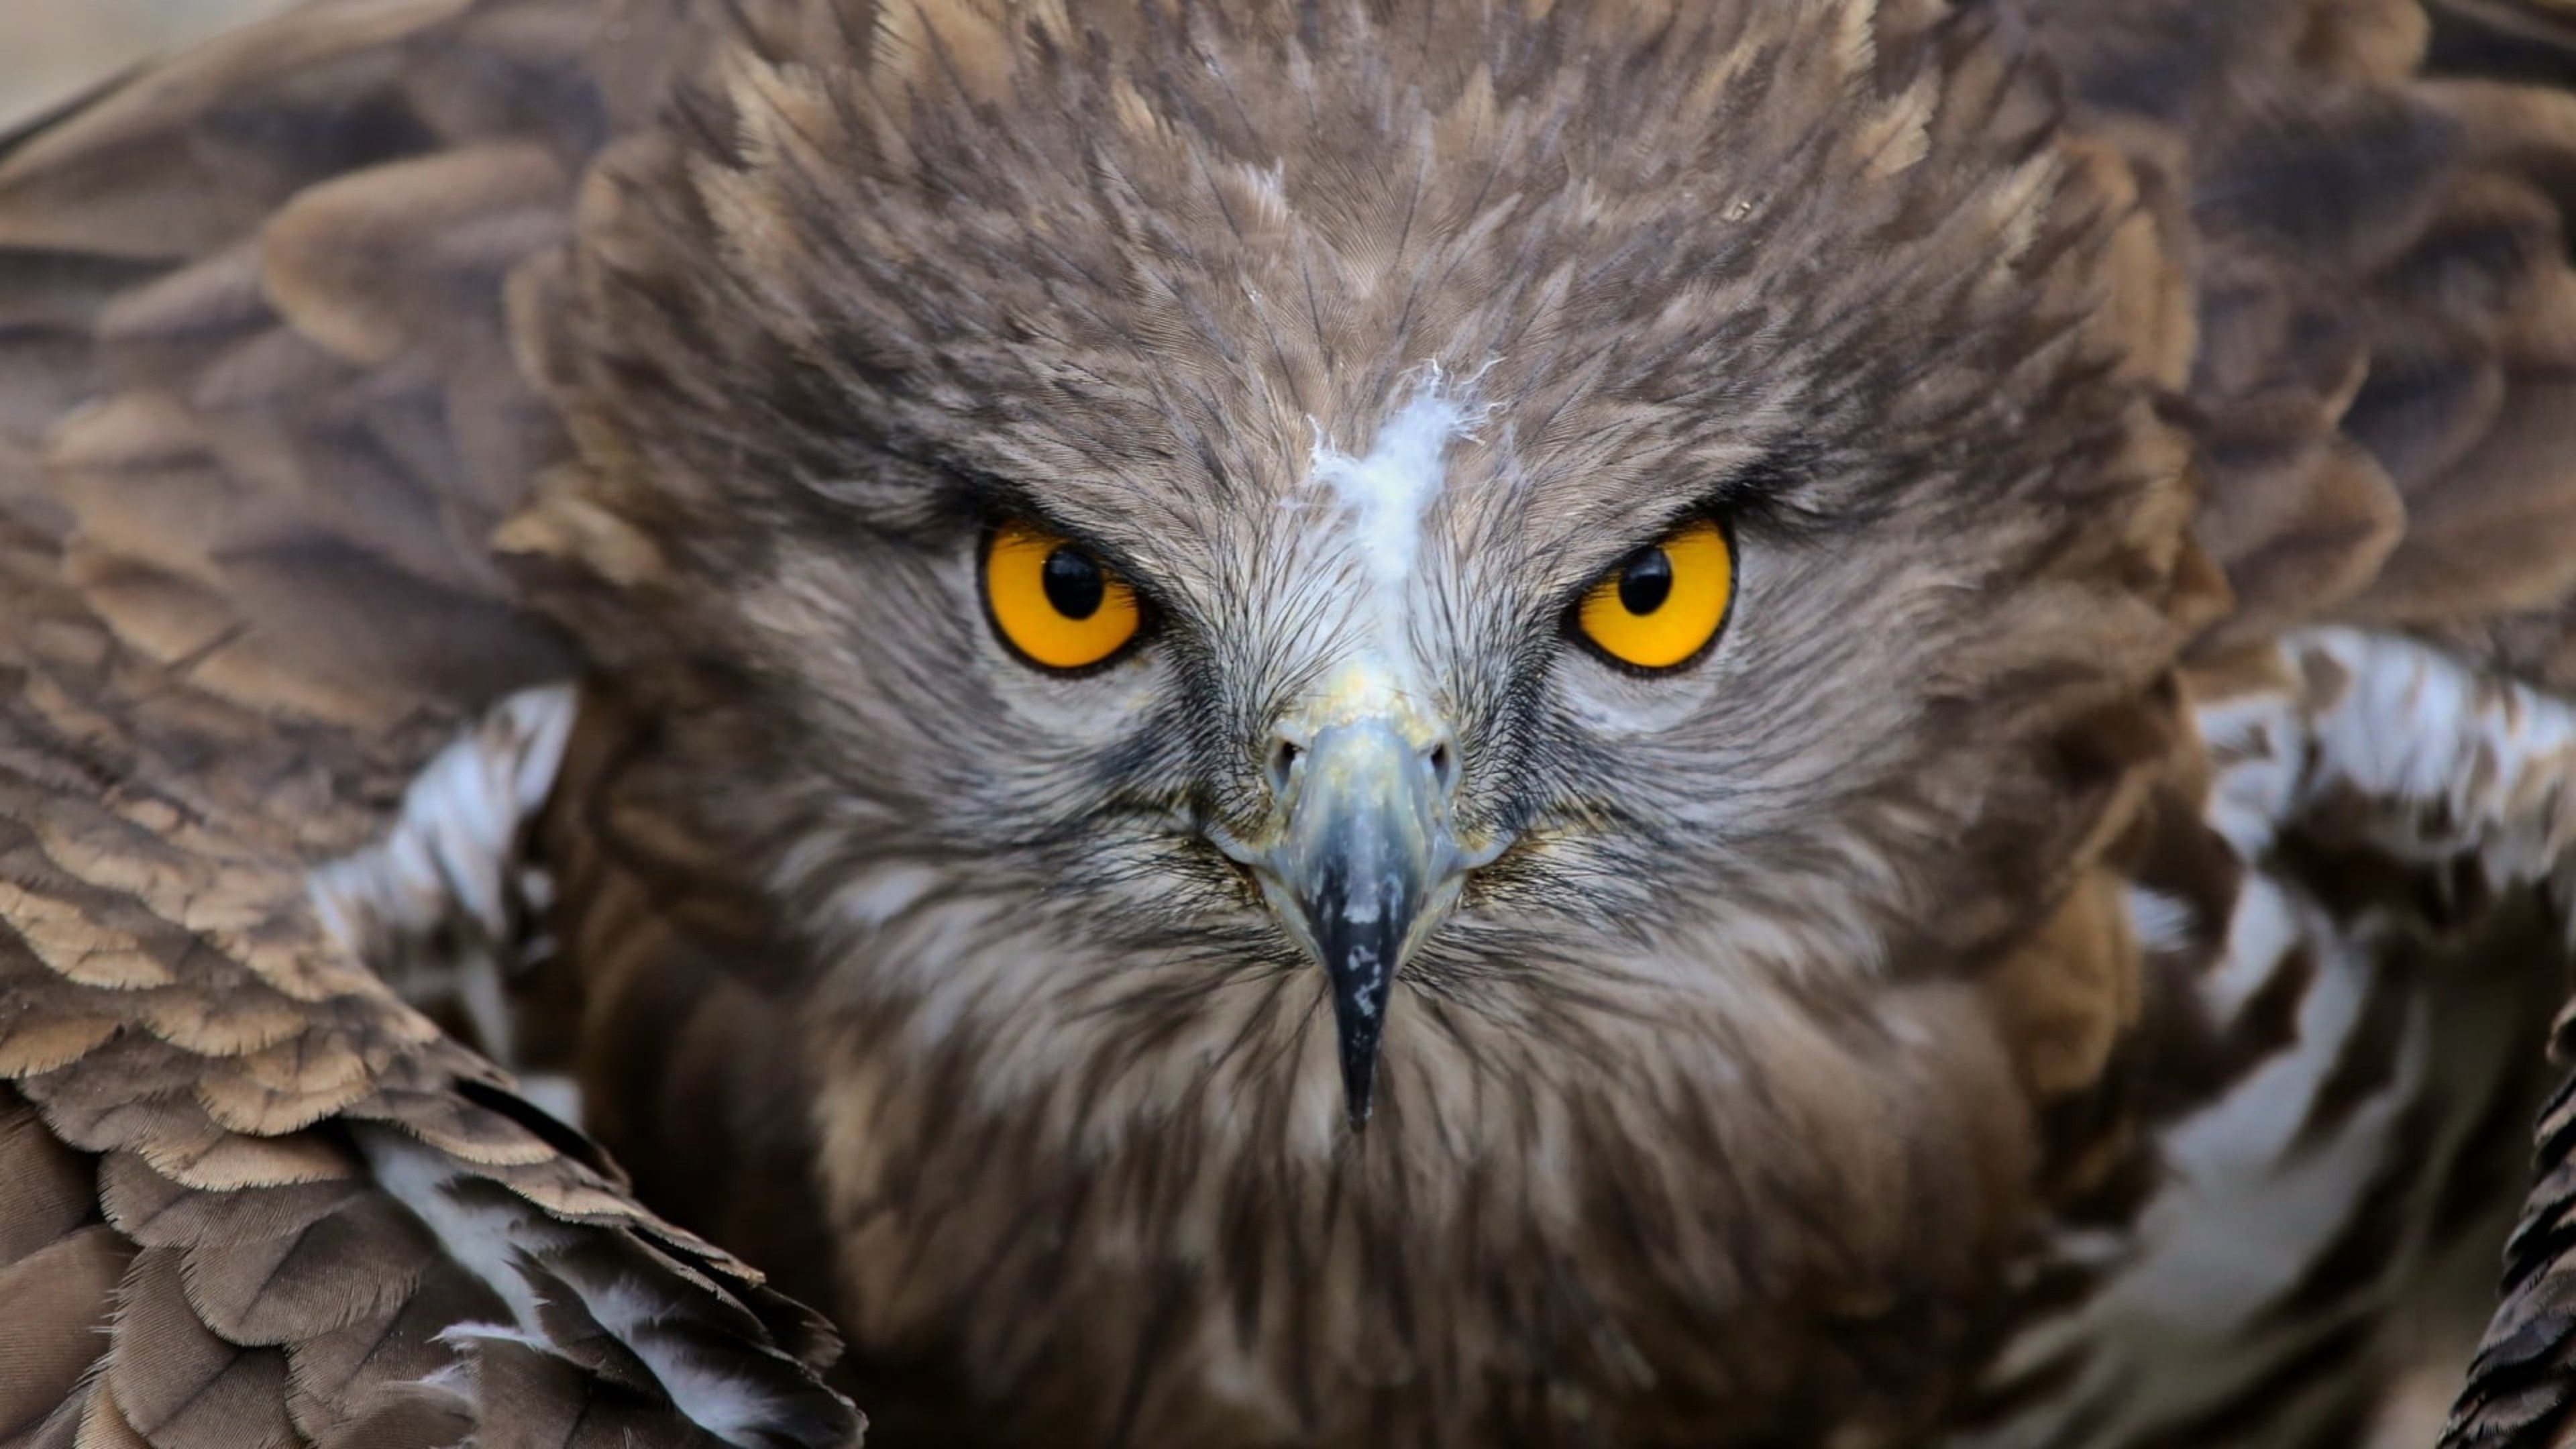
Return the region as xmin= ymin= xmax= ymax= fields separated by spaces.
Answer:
xmin=525 ymin=0 xmax=2216 ymax=1440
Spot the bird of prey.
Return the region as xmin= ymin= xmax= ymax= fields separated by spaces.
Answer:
xmin=11 ymin=0 xmax=2576 ymax=1444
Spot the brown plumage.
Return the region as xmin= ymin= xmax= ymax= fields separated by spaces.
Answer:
xmin=0 ymin=7 xmax=853 ymax=1446
xmin=4 ymin=1 xmax=2576 ymax=1446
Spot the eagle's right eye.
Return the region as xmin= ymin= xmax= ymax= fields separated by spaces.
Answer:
xmin=982 ymin=519 xmax=1144 ymax=672
xmin=1572 ymin=518 xmax=1735 ymax=673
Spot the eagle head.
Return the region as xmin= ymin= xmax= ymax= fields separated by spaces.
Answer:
xmin=527 ymin=0 xmax=2213 ymax=1437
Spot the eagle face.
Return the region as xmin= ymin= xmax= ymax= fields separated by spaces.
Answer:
xmin=535 ymin=0 xmax=2210 ymax=1434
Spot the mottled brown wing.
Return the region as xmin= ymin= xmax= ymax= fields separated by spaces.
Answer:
xmin=0 ymin=3 xmax=856 ymax=1446
xmin=2023 ymin=0 xmax=2576 ymax=651
xmin=2025 ymin=1 xmax=2576 ymax=1442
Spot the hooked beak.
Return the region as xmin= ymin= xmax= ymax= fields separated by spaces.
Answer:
xmin=1244 ymin=719 xmax=1468 ymax=1130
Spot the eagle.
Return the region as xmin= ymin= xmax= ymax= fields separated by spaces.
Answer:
xmin=6 ymin=0 xmax=2576 ymax=1444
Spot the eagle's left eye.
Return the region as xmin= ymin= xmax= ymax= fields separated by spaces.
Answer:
xmin=1573 ymin=518 xmax=1734 ymax=672
xmin=983 ymin=519 xmax=1144 ymax=672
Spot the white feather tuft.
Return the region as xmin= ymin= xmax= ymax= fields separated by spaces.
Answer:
xmin=309 ymin=684 xmax=578 ymax=1086
xmin=1310 ymin=380 xmax=1472 ymax=594
xmin=1305 ymin=365 xmax=1490 ymax=671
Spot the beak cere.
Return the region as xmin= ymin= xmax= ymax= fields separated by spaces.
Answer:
xmin=1258 ymin=719 xmax=1461 ymax=1130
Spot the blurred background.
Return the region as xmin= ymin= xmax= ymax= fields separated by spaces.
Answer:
xmin=1 ymin=0 xmax=291 ymax=131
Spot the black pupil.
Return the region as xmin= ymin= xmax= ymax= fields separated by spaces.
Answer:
xmin=1617 ymin=547 xmax=1673 ymax=616
xmin=1042 ymin=547 xmax=1107 ymax=620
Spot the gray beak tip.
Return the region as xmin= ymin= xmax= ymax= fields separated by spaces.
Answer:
xmin=1330 ymin=952 xmax=1389 ymax=1130
xmin=1260 ymin=717 xmax=1460 ymax=1136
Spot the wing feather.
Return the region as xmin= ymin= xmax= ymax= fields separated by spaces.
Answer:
xmin=0 ymin=3 xmax=854 ymax=1445
xmin=2008 ymin=3 xmax=2576 ymax=1442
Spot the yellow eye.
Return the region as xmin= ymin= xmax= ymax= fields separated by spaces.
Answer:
xmin=983 ymin=519 xmax=1144 ymax=672
xmin=1574 ymin=519 xmax=1734 ymax=672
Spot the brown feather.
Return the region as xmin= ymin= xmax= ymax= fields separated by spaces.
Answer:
xmin=0 ymin=1102 xmax=125 ymax=1443
xmin=0 ymin=1 xmax=854 ymax=1444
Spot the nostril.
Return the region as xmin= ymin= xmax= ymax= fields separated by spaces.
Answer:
xmin=1267 ymin=737 xmax=1303 ymax=798
xmin=1426 ymin=740 xmax=1458 ymax=794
